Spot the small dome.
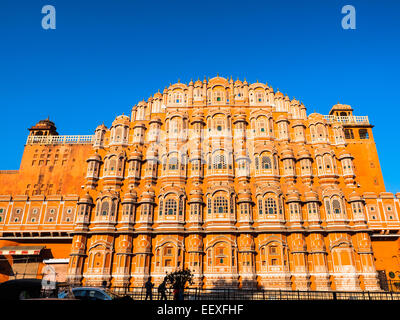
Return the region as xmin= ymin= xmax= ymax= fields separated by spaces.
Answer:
xmin=87 ymin=152 xmax=101 ymax=162
xmin=291 ymin=119 xmax=305 ymax=127
xmin=275 ymin=90 xmax=284 ymax=98
xmin=276 ymin=114 xmax=289 ymax=122
xmin=153 ymin=91 xmax=163 ymax=99
xmin=122 ymin=190 xmax=137 ymax=203
xmin=149 ymin=117 xmax=162 ymax=124
xmin=291 ymin=98 xmax=300 ymax=106
xmin=129 ymin=148 xmax=143 ymax=159
xmin=190 ymin=185 xmax=203 ymax=196
xmin=79 ymin=192 xmax=93 ymax=204
xmin=141 ymin=187 xmax=155 ymax=201
xmin=96 ymin=123 xmax=107 ymax=131
xmin=338 ymin=150 xmax=353 ymax=160
xmin=304 ymin=188 xmax=319 ymax=202
xmin=348 ymin=190 xmax=362 ymax=202
xmin=286 ymin=187 xmax=301 ymax=203
xmin=280 ymin=146 xmax=295 ymax=159
xmin=297 ymin=147 xmax=312 ymax=159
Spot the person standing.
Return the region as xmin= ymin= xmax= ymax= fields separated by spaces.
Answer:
xmin=145 ymin=277 xmax=154 ymax=300
xmin=158 ymin=279 xmax=168 ymax=300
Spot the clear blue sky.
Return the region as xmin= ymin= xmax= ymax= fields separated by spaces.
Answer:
xmin=0 ymin=0 xmax=399 ymax=192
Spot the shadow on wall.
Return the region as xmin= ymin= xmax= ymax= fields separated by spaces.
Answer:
xmin=0 ymin=255 xmax=14 ymax=281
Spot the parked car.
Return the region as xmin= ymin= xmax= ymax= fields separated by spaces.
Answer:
xmin=0 ymin=279 xmax=44 ymax=300
xmin=58 ymin=287 xmax=124 ymax=301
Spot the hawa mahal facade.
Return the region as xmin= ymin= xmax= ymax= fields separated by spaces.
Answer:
xmin=0 ymin=76 xmax=399 ymax=291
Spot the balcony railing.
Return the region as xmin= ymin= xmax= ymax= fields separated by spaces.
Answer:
xmin=324 ymin=115 xmax=370 ymax=125
xmin=26 ymin=135 xmax=94 ymax=145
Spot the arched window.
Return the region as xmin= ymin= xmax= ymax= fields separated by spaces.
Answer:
xmin=173 ymin=92 xmax=183 ymax=104
xmin=332 ymin=199 xmax=341 ymax=214
xmin=169 ymin=157 xmax=178 ymax=170
xmin=213 ymin=154 xmax=227 ymax=170
xmin=165 ymin=199 xmax=177 ymax=215
xmin=325 ymin=199 xmax=331 ymax=215
xmin=213 ymin=90 xmax=224 ymax=104
xmin=115 ymin=127 xmax=122 ymax=142
xmin=316 ymin=124 xmax=325 ymax=141
xmin=101 ymin=201 xmax=109 ymax=216
xmin=109 ymin=158 xmax=116 ymax=172
xmin=215 ymin=245 xmax=227 ymax=266
xmin=323 ymin=154 xmax=333 ymax=173
xmin=255 ymin=92 xmax=264 ymax=103
xmin=159 ymin=199 xmax=163 ymax=216
xmin=261 ymin=156 xmax=272 ymax=170
xmin=265 ymin=198 xmax=277 ymax=214
xmin=214 ymin=196 xmax=228 ymax=214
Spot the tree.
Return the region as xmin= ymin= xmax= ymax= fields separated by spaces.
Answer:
xmin=164 ymin=269 xmax=194 ymax=300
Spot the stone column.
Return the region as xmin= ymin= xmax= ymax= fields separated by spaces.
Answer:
xmin=308 ymin=233 xmax=331 ymax=291
xmin=288 ymin=233 xmax=310 ymax=290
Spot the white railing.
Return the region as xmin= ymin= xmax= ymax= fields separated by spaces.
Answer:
xmin=324 ymin=115 xmax=369 ymax=124
xmin=26 ymin=135 xmax=94 ymax=145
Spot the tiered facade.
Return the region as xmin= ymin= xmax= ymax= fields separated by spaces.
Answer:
xmin=1 ymin=76 xmax=399 ymax=291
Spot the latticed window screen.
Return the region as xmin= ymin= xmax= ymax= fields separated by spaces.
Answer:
xmin=258 ymin=199 xmax=263 ymax=215
xmin=261 ymin=156 xmax=272 ymax=169
xmin=308 ymin=202 xmax=318 ymax=214
xmin=169 ymin=157 xmax=178 ymax=170
xmin=214 ymin=196 xmax=228 ymax=214
xmin=111 ymin=201 xmax=116 ymax=216
xmin=344 ymin=129 xmax=354 ymax=139
xmin=325 ymin=200 xmax=331 ymax=215
xmin=159 ymin=199 xmax=163 ymax=216
xmin=359 ymin=129 xmax=369 ymax=139
xmin=230 ymin=196 xmax=235 ymax=214
xmin=240 ymin=203 xmax=249 ymax=215
xmin=141 ymin=204 xmax=149 ymax=215
xmin=255 ymin=157 xmax=259 ymax=170
xmin=190 ymin=203 xmax=199 ymax=215
xmin=179 ymin=197 xmax=184 ymax=215
xmin=213 ymin=154 xmax=227 ymax=169
xmin=165 ymin=199 xmax=177 ymax=215
xmin=332 ymin=199 xmax=341 ymax=214
xmin=101 ymin=202 xmax=109 ymax=216
xmin=265 ymin=198 xmax=277 ymax=214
